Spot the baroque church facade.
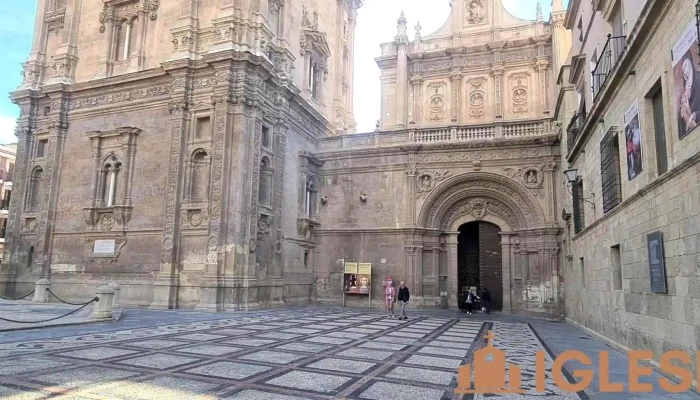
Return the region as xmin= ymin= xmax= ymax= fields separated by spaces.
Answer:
xmin=1 ymin=0 xmax=571 ymax=317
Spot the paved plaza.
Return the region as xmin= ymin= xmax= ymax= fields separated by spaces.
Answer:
xmin=0 ymin=307 xmax=698 ymax=399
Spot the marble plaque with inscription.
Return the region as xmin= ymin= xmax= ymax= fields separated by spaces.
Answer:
xmin=93 ymin=239 xmax=116 ymax=255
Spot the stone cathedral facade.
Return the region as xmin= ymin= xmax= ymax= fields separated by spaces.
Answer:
xmin=1 ymin=0 xmax=571 ymax=317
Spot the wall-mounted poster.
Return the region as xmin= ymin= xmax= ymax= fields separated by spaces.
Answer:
xmin=343 ymin=262 xmax=371 ymax=294
xmin=624 ymin=102 xmax=643 ymax=180
xmin=672 ymin=21 xmax=700 ymax=139
xmin=647 ymin=231 xmax=667 ymax=294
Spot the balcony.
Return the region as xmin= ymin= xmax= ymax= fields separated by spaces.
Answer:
xmin=592 ymin=34 xmax=627 ymax=101
xmin=567 ymin=111 xmax=585 ymax=150
xmin=318 ymin=120 xmax=553 ymax=151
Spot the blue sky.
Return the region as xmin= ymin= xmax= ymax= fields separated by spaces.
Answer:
xmin=0 ymin=1 xmax=36 ymax=144
xmin=0 ymin=0 xmax=558 ymax=141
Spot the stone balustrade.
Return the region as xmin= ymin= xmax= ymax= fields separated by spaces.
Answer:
xmin=319 ymin=119 xmax=553 ymax=151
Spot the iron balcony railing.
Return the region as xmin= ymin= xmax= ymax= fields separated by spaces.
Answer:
xmin=567 ymin=111 xmax=584 ymax=148
xmin=592 ymin=34 xmax=627 ymax=101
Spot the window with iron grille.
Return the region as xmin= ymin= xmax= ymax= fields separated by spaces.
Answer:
xmin=572 ymin=178 xmax=585 ymax=234
xmin=600 ymin=131 xmax=622 ymax=213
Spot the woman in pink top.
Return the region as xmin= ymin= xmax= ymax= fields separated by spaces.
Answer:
xmin=385 ymin=278 xmax=396 ymax=319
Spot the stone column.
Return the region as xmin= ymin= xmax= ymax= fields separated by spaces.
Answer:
xmin=347 ymin=9 xmax=357 ymax=122
xmin=500 ymin=233 xmax=512 ymax=312
xmin=96 ymin=6 xmax=115 ymax=79
xmin=129 ymin=12 xmax=147 ymax=72
xmin=395 ymin=13 xmax=409 ymax=128
xmin=492 ymin=65 xmax=504 ymax=119
xmin=450 ymin=70 xmax=462 ymax=123
xmin=404 ymin=245 xmax=422 ymax=297
xmin=396 ymin=42 xmax=408 ymax=128
xmin=536 ymin=58 xmax=549 ymax=115
xmin=410 ymin=75 xmax=424 ymax=125
xmin=431 ymin=247 xmax=440 ymax=298
xmin=151 ymin=96 xmax=189 ymax=309
xmin=445 ymin=232 xmax=459 ymax=310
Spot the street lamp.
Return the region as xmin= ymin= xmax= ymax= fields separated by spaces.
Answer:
xmin=563 ymin=168 xmax=578 ymax=184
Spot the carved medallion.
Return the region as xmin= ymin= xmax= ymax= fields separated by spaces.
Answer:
xmin=466 ymin=0 xmax=486 ymax=24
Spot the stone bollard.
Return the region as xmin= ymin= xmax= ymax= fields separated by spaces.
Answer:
xmin=92 ymin=285 xmax=115 ymax=320
xmin=32 ymin=278 xmax=51 ymax=303
xmin=109 ymin=282 xmax=121 ymax=309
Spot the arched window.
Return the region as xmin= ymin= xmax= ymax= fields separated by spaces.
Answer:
xmin=190 ymin=150 xmax=210 ymax=200
xmin=27 ymin=167 xmax=43 ymax=211
xmin=101 ymin=156 xmax=121 ymax=207
xmin=258 ymin=157 xmax=273 ymax=206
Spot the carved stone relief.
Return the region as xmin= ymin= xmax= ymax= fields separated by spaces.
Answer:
xmin=466 ymin=0 xmax=486 ymax=24
xmin=503 ymin=165 xmax=544 ymax=189
xmin=510 ymin=72 xmax=530 ymax=114
xmin=467 ymin=78 xmax=486 ymax=118
xmin=427 ymin=82 xmax=446 ymax=122
xmin=417 ymin=170 xmax=453 ymax=197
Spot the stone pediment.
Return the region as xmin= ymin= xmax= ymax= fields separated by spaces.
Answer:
xmin=301 ymin=29 xmax=331 ymax=59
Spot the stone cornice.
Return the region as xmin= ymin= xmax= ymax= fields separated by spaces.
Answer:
xmin=316 ymin=134 xmax=559 ymax=159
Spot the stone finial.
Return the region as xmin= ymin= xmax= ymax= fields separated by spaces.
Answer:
xmin=396 ymin=11 xmax=408 ymax=42
xmin=551 ymin=0 xmax=564 ymax=12
xmin=415 ymin=21 xmax=422 ymax=40
xmin=536 ymin=2 xmax=543 ymax=22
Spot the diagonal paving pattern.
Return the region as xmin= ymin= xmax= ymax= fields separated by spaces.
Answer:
xmin=0 ymin=309 xmax=584 ymax=399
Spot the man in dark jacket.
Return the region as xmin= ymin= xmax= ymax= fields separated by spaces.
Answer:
xmin=397 ymin=281 xmax=410 ymax=320
xmin=481 ymin=288 xmax=491 ymax=314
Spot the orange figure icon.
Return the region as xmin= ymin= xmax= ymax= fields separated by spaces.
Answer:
xmin=455 ymin=330 xmax=524 ymax=394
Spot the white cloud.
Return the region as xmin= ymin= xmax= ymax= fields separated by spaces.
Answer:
xmin=0 ymin=116 xmax=17 ymax=145
xmin=352 ymin=0 xmax=550 ymax=133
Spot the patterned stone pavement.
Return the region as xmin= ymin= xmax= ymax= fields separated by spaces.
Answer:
xmin=0 ymin=309 xmax=586 ymax=400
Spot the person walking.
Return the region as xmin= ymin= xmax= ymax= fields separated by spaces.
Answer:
xmin=397 ymin=281 xmax=410 ymax=320
xmin=465 ymin=290 xmax=474 ymax=314
xmin=481 ymin=287 xmax=491 ymax=314
xmin=385 ymin=278 xmax=396 ymax=319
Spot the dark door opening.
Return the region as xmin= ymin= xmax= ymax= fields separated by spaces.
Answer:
xmin=457 ymin=221 xmax=503 ymax=310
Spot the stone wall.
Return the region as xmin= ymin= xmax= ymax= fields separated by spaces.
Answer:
xmin=562 ymin=0 xmax=700 ymax=375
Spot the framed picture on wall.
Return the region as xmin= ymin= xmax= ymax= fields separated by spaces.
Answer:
xmin=672 ymin=21 xmax=700 ymax=139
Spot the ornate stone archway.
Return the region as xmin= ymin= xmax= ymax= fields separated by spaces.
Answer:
xmin=416 ymin=172 xmax=551 ymax=313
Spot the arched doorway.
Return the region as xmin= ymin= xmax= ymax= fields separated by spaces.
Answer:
xmin=457 ymin=221 xmax=503 ymax=310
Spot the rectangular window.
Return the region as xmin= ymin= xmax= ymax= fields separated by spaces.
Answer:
xmin=611 ymin=245 xmax=622 ymax=290
xmin=578 ymin=17 xmax=583 ymax=42
xmin=651 ymin=87 xmax=668 ymax=174
xmin=262 ymin=126 xmax=271 ymax=148
xmin=611 ymin=4 xmax=624 ymax=37
xmin=304 ymin=251 xmax=309 ymax=268
xmin=2 ymin=190 xmax=10 ymax=210
xmin=580 ymin=257 xmax=586 ymax=288
xmin=36 ymin=139 xmax=47 ymax=158
xmin=600 ymin=131 xmax=622 ymax=213
xmin=572 ymin=178 xmax=586 ymax=234
xmin=195 ymin=117 xmax=211 ymax=139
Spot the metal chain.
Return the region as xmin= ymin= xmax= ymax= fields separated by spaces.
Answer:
xmin=0 ymin=297 xmax=99 ymax=324
xmin=0 ymin=290 xmax=35 ymax=301
xmin=47 ymin=289 xmax=95 ymax=306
